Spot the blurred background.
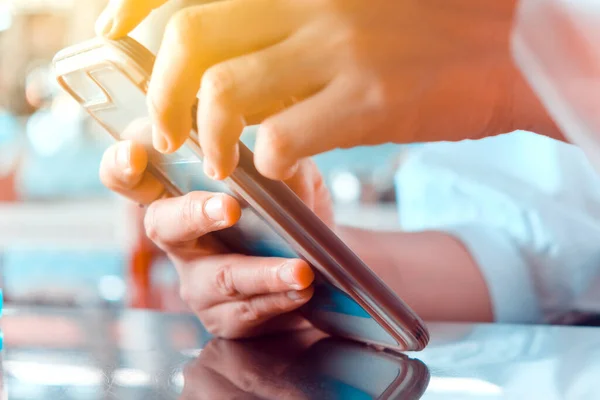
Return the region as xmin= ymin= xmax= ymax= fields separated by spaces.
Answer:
xmin=0 ymin=0 xmax=414 ymax=313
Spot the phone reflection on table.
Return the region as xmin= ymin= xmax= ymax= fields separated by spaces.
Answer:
xmin=179 ymin=330 xmax=430 ymax=400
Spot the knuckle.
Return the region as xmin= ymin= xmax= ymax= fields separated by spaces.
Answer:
xmin=202 ymin=65 xmax=236 ymax=104
xmin=199 ymin=313 xmax=223 ymax=337
xmin=270 ymin=295 xmax=292 ymax=314
xmin=201 ymin=315 xmax=236 ymax=339
xmin=340 ymin=27 xmax=363 ymax=56
xmin=361 ymin=79 xmax=398 ymax=137
xmin=236 ymin=301 xmax=259 ymax=322
xmin=258 ymin=121 xmax=292 ymax=156
xmin=166 ymin=8 xmax=198 ymax=46
xmin=312 ymin=16 xmax=362 ymax=60
xmin=179 ymin=193 xmax=201 ymax=236
xmin=180 ymin=283 xmax=210 ymax=313
xmin=262 ymin=265 xmax=280 ymax=293
xmin=340 ymin=75 xmax=391 ymax=128
xmin=362 ymin=79 xmax=389 ymax=112
xmin=214 ymin=264 xmax=239 ymax=297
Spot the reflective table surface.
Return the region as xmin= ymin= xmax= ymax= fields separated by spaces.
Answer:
xmin=1 ymin=307 xmax=599 ymax=399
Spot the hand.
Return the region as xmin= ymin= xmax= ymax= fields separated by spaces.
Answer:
xmin=99 ymin=137 xmax=334 ymax=338
xmin=94 ymin=0 xmax=559 ymax=181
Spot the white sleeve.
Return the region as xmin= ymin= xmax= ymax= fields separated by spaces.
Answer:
xmin=444 ymin=225 xmax=542 ymax=323
xmin=395 ymin=144 xmax=600 ymax=323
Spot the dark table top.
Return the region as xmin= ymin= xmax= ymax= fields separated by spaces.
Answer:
xmin=1 ymin=306 xmax=599 ymax=399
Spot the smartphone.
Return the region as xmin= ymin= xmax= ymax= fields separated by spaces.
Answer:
xmin=52 ymin=37 xmax=429 ymax=352
xmin=291 ymin=338 xmax=430 ymax=399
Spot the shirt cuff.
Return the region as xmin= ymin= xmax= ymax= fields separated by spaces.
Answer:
xmin=445 ymin=225 xmax=542 ymax=324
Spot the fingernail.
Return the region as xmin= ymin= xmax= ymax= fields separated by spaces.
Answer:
xmin=116 ymin=141 xmax=133 ymax=176
xmin=287 ymin=290 xmax=308 ymax=301
xmin=152 ymin=125 xmax=170 ymax=153
xmin=278 ymin=263 xmax=301 ymax=288
xmin=204 ymin=196 xmax=224 ymax=221
xmin=95 ymin=10 xmax=114 ymax=37
xmin=116 ymin=141 xmax=130 ymax=166
xmin=204 ymin=160 xmax=217 ymax=180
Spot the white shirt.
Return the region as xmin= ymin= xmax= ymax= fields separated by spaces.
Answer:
xmin=395 ymin=131 xmax=600 ymax=323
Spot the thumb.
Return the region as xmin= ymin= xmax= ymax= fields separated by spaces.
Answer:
xmin=281 ymin=159 xmax=318 ymax=210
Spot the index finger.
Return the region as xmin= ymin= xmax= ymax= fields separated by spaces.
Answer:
xmin=147 ymin=0 xmax=302 ymax=165
xmin=95 ymin=0 xmax=171 ymax=38
xmin=180 ymin=256 xmax=314 ymax=310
